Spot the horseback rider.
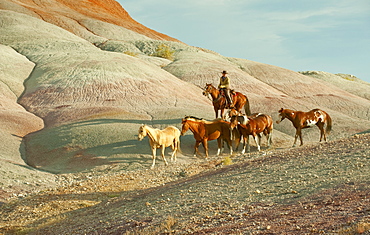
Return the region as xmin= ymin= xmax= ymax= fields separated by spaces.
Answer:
xmin=218 ymin=70 xmax=233 ymax=108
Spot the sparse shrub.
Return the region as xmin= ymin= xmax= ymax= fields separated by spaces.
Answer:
xmin=123 ymin=216 xmax=177 ymax=235
xmin=162 ymin=216 xmax=177 ymax=234
xmin=152 ymin=43 xmax=175 ymax=60
xmin=223 ymin=156 xmax=233 ymax=165
xmin=336 ymin=220 xmax=370 ymax=234
xmin=124 ymin=51 xmax=138 ymax=57
xmin=178 ymin=170 xmax=187 ymax=177
xmin=107 ymin=194 xmax=120 ymax=198
xmin=342 ymin=76 xmax=355 ymax=81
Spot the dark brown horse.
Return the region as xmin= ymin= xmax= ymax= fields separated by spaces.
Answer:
xmin=276 ymin=108 xmax=332 ymax=147
xmin=230 ymin=113 xmax=273 ymax=153
xmin=181 ymin=117 xmax=233 ymax=158
xmin=203 ymin=83 xmax=251 ymax=119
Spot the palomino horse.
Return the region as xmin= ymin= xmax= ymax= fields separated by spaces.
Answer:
xmin=276 ymin=108 xmax=332 ymax=147
xmin=181 ymin=117 xmax=233 ymax=158
xmin=137 ymin=124 xmax=181 ymax=168
xmin=203 ymin=83 xmax=251 ymax=119
xmin=230 ymin=113 xmax=273 ymax=153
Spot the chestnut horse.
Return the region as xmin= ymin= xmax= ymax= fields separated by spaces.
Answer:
xmin=138 ymin=124 xmax=181 ymax=168
xmin=181 ymin=117 xmax=232 ymax=158
xmin=276 ymin=108 xmax=332 ymax=147
xmin=230 ymin=113 xmax=273 ymax=153
xmin=203 ymin=83 xmax=251 ymax=119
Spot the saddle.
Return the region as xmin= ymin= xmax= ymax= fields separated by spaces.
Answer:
xmin=219 ymin=89 xmax=236 ymax=96
xmin=219 ymin=89 xmax=235 ymax=108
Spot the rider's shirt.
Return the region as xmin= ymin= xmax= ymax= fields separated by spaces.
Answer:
xmin=218 ymin=76 xmax=230 ymax=89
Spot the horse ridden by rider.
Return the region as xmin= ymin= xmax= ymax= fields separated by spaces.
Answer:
xmin=218 ymin=70 xmax=233 ymax=108
xmin=203 ymin=71 xmax=251 ymax=119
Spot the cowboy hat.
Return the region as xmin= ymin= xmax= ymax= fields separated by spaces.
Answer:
xmin=221 ymin=70 xmax=228 ymax=74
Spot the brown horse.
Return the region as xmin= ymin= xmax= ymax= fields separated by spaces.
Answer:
xmin=276 ymin=108 xmax=332 ymax=147
xmin=181 ymin=117 xmax=233 ymax=158
xmin=138 ymin=124 xmax=181 ymax=168
xmin=230 ymin=113 xmax=273 ymax=153
xmin=203 ymin=83 xmax=251 ymax=119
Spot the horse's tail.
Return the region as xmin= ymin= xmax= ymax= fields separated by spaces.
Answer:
xmin=326 ymin=112 xmax=332 ymax=135
xmin=175 ymin=135 xmax=182 ymax=154
xmin=244 ymin=96 xmax=252 ymax=116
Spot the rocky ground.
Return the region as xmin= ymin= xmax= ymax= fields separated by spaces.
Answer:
xmin=0 ymin=133 xmax=369 ymax=234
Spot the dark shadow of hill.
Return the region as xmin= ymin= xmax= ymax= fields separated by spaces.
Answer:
xmin=63 ymin=118 xmax=184 ymax=127
xmin=21 ymin=118 xmax=189 ymax=174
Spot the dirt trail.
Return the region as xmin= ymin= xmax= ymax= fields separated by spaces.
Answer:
xmin=0 ymin=133 xmax=369 ymax=234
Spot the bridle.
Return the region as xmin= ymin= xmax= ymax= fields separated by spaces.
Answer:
xmin=203 ymin=85 xmax=222 ymax=103
xmin=202 ymin=86 xmax=214 ymax=102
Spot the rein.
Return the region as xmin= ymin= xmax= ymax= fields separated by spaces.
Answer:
xmin=204 ymin=86 xmax=221 ymax=103
xmin=204 ymin=92 xmax=213 ymax=102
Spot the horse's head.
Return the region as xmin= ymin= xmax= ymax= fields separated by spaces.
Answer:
xmin=180 ymin=119 xmax=190 ymax=136
xmin=229 ymin=115 xmax=239 ymax=130
xmin=202 ymin=83 xmax=215 ymax=97
xmin=276 ymin=108 xmax=290 ymax=124
xmin=229 ymin=108 xmax=242 ymax=118
xmin=137 ymin=124 xmax=147 ymax=140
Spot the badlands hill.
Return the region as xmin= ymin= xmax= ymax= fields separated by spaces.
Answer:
xmin=0 ymin=0 xmax=369 ymax=198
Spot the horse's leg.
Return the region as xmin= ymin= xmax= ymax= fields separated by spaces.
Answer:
xmin=241 ymin=135 xmax=249 ymax=154
xmin=214 ymin=107 xmax=219 ymax=118
xmin=234 ymin=131 xmax=241 ymax=152
xmin=323 ymin=125 xmax=327 ymax=142
xmin=171 ymin=140 xmax=177 ymax=162
xmin=317 ymin=123 xmax=325 ymax=142
xmin=267 ymin=130 xmax=273 ymax=147
xmin=220 ymin=108 xmax=225 ymax=120
xmin=230 ymin=128 xmax=234 ymax=141
xmin=257 ymin=133 xmax=262 ymax=148
xmin=253 ymin=134 xmax=261 ymax=151
xmin=224 ymin=129 xmax=233 ymax=155
xmin=216 ymin=138 xmax=222 ymax=156
xmin=297 ymin=128 xmax=304 ymax=146
xmin=221 ymin=138 xmax=232 ymax=155
xmin=247 ymin=135 xmax=251 ymax=152
xmin=194 ymin=140 xmax=202 ymax=157
xmin=151 ymin=148 xmax=157 ymax=169
xmin=221 ymin=138 xmax=225 ymax=154
xmin=161 ymin=146 xmax=169 ymax=166
xmin=228 ymin=138 xmax=233 ymax=155
xmin=203 ymin=139 xmax=209 ymax=158
xmin=293 ymin=128 xmax=300 ymax=147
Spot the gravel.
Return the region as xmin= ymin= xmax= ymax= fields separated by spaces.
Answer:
xmin=1 ymin=133 xmax=369 ymax=234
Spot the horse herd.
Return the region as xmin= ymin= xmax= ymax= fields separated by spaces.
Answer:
xmin=138 ymin=84 xmax=332 ymax=168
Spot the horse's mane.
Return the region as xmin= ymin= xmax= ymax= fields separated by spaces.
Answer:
xmin=184 ymin=116 xmax=224 ymax=124
xmin=184 ymin=116 xmax=205 ymax=121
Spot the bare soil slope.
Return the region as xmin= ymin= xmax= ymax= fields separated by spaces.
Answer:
xmin=0 ymin=1 xmax=369 ymax=233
